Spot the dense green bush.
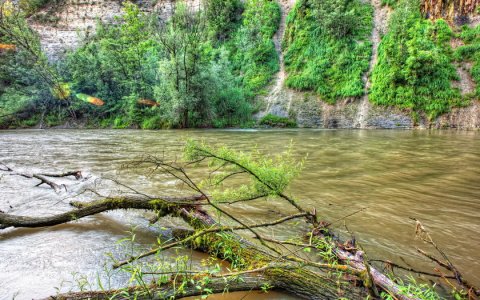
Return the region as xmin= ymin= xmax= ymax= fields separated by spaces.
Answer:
xmin=0 ymin=4 xmax=58 ymax=127
xmin=259 ymin=113 xmax=297 ymax=127
xmin=370 ymin=0 xmax=461 ymax=120
xmin=63 ymin=1 xmax=269 ymax=128
xmin=228 ymin=0 xmax=280 ymax=94
xmin=205 ymin=0 xmax=243 ymax=42
xmin=283 ymin=0 xmax=373 ymax=104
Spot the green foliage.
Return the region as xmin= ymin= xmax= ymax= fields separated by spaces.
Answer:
xmin=228 ymin=0 xmax=281 ymax=93
xmin=204 ymin=0 xmax=243 ymax=42
xmin=64 ymin=2 xmax=159 ymax=120
xmin=283 ymin=0 xmax=373 ymax=103
xmin=456 ymin=25 xmax=480 ymax=97
xmin=1 ymin=1 xmax=279 ymax=129
xmin=184 ymin=140 xmax=303 ymax=200
xmin=0 ymin=4 xmax=58 ymax=127
xmin=259 ymin=113 xmax=297 ymax=128
xmin=370 ymin=0 xmax=461 ymax=120
xmin=62 ymin=2 xmax=260 ymax=129
xmin=154 ymin=4 xmax=253 ymax=128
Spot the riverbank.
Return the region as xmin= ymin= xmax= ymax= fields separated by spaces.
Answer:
xmin=1 ymin=102 xmax=480 ymax=130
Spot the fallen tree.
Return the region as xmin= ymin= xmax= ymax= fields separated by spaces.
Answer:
xmin=0 ymin=141 xmax=477 ymax=300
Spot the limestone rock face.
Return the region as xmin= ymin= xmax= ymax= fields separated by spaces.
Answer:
xmin=29 ymin=0 xmax=200 ymax=59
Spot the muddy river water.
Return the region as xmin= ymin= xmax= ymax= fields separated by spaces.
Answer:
xmin=0 ymin=129 xmax=479 ymax=299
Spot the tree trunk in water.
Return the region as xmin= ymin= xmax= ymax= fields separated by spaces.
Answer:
xmin=0 ymin=195 xmax=369 ymax=300
xmin=44 ymin=274 xmax=272 ymax=300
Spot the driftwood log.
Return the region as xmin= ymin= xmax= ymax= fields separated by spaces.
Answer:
xmin=0 ymin=194 xmax=416 ymax=300
xmin=0 ymin=163 xmax=82 ymax=192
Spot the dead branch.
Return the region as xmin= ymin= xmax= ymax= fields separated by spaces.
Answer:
xmin=39 ymin=171 xmax=83 ymax=180
xmin=0 ymin=164 xmax=83 ymax=192
xmin=1 ymin=156 xmax=426 ymax=300
xmin=369 ymin=259 xmax=456 ymax=279
xmin=413 ymin=218 xmax=479 ymax=296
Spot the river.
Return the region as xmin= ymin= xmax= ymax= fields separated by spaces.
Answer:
xmin=0 ymin=129 xmax=479 ymax=300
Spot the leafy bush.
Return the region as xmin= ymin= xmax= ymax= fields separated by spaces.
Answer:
xmin=205 ymin=0 xmax=243 ymax=42
xmin=0 ymin=5 xmax=57 ymax=127
xmin=370 ymin=0 xmax=461 ymax=120
xmin=283 ymin=0 xmax=373 ymax=103
xmin=259 ymin=114 xmax=297 ymax=127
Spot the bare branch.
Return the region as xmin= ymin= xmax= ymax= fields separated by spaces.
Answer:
xmin=369 ymin=259 xmax=456 ymax=279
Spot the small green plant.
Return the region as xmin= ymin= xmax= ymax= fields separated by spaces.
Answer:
xmin=381 ymin=277 xmax=440 ymax=300
xmin=113 ymin=116 xmax=131 ymax=129
xmin=455 ymin=24 xmax=480 ymax=97
xmin=260 ymin=282 xmax=272 ymax=293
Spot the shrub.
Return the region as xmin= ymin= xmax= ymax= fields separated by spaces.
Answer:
xmin=228 ymin=0 xmax=281 ymax=94
xmin=259 ymin=114 xmax=297 ymax=127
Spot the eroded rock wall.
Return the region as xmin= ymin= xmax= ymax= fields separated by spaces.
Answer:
xmin=29 ymin=0 xmax=200 ymax=59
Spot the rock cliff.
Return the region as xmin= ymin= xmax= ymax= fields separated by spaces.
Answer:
xmin=259 ymin=0 xmax=480 ymax=129
xmin=29 ymin=0 xmax=200 ymax=59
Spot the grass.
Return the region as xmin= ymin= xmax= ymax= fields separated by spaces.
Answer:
xmin=228 ymin=0 xmax=281 ymax=94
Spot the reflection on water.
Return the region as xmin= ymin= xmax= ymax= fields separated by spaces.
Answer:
xmin=0 ymin=129 xmax=479 ymax=299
